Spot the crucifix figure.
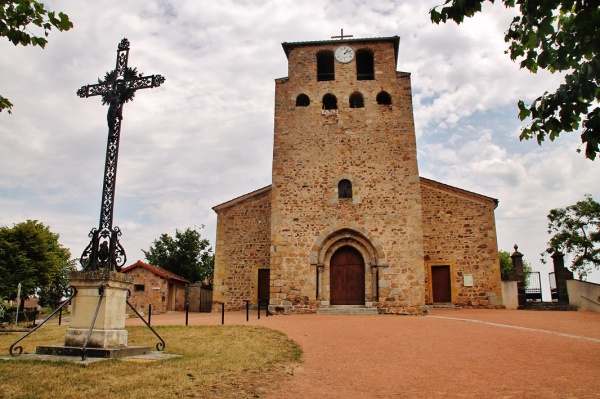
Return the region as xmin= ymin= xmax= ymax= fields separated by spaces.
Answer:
xmin=77 ymin=38 xmax=165 ymax=272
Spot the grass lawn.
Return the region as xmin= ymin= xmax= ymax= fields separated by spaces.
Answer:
xmin=0 ymin=324 xmax=302 ymax=399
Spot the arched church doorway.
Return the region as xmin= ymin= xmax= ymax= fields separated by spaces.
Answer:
xmin=330 ymin=246 xmax=365 ymax=305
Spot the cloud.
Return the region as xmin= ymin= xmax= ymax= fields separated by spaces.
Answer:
xmin=1 ymin=0 xmax=598 ymax=284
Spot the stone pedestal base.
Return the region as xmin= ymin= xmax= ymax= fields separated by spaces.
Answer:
xmin=34 ymin=271 xmax=155 ymax=359
xmin=36 ymin=345 xmax=151 ymax=359
xmin=64 ymin=328 xmax=128 ymax=348
xmin=63 ymin=270 xmax=132 ymax=349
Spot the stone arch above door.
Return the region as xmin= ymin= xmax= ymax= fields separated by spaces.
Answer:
xmin=310 ymin=226 xmax=387 ymax=268
xmin=310 ymin=226 xmax=387 ymax=303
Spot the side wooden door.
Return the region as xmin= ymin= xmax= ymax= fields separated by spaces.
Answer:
xmin=257 ymin=269 xmax=270 ymax=306
xmin=431 ymin=265 xmax=452 ymax=303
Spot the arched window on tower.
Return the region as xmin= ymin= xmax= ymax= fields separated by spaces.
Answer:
xmin=322 ymin=93 xmax=338 ymax=110
xmin=296 ymin=93 xmax=310 ymax=107
xmin=317 ymin=50 xmax=335 ymax=81
xmin=338 ymin=179 xmax=352 ymax=199
xmin=349 ymin=92 xmax=364 ymax=108
xmin=356 ymin=50 xmax=374 ymax=80
xmin=376 ymin=91 xmax=392 ymax=105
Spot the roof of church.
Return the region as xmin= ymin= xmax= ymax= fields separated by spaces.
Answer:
xmin=281 ymin=35 xmax=400 ymax=65
xmin=420 ymin=177 xmax=499 ymax=208
xmin=121 ymin=260 xmax=189 ymax=283
xmin=212 ymin=177 xmax=498 ymax=212
xmin=212 ymin=185 xmax=272 ymax=212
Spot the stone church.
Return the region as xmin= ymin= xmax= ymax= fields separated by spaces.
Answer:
xmin=212 ymin=35 xmax=503 ymax=315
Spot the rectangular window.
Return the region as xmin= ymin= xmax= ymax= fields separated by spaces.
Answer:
xmin=134 ymin=284 xmax=145 ymax=292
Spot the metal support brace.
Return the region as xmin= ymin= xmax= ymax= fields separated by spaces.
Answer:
xmin=9 ymin=287 xmax=78 ymax=356
xmin=81 ymin=285 xmax=104 ymax=360
xmin=126 ymin=290 xmax=165 ymax=351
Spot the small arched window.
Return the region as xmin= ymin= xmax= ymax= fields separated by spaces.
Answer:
xmin=356 ymin=50 xmax=374 ymax=80
xmin=322 ymin=93 xmax=338 ymax=110
xmin=376 ymin=91 xmax=392 ymax=105
xmin=296 ymin=94 xmax=310 ymax=107
xmin=349 ymin=92 xmax=364 ymax=108
xmin=317 ymin=51 xmax=335 ymax=81
xmin=338 ymin=179 xmax=352 ymax=199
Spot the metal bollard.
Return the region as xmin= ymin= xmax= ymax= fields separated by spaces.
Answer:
xmin=185 ymin=303 xmax=189 ymax=326
xmin=245 ymin=300 xmax=249 ymax=322
xmin=258 ymin=300 xmax=261 ymax=320
xmin=148 ymin=304 xmax=152 ymax=326
xmin=58 ymin=307 xmax=62 ymax=326
xmin=221 ymin=303 xmax=225 ymax=325
xmin=32 ymin=307 xmax=37 ymax=326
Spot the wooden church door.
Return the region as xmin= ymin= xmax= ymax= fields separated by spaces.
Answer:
xmin=330 ymin=246 xmax=365 ymax=305
xmin=431 ymin=265 xmax=452 ymax=303
xmin=258 ymin=269 xmax=270 ymax=306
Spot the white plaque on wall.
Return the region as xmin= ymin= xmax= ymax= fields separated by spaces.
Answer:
xmin=463 ymin=274 xmax=474 ymax=287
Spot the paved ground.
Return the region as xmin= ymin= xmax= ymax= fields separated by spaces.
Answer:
xmin=127 ymin=309 xmax=600 ymax=398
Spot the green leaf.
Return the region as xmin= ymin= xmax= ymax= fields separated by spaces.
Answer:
xmin=1 ymin=1 xmax=72 ymax=112
xmin=0 ymin=95 xmax=14 ymax=114
xmin=517 ymin=100 xmax=530 ymax=120
xmin=537 ymin=50 xmax=551 ymax=69
xmin=431 ymin=0 xmax=600 ymax=159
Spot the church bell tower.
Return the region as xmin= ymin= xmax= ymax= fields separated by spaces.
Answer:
xmin=269 ymin=34 xmax=427 ymax=314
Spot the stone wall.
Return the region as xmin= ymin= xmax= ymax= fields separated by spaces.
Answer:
xmin=270 ymin=38 xmax=426 ymax=314
xmin=213 ymin=187 xmax=271 ymax=310
xmin=211 ymin=36 xmax=503 ymax=315
xmin=124 ymin=268 xmax=187 ymax=314
xmin=501 ymin=280 xmax=518 ymax=309
xmin=420 ymin=178 xmax=503 ymax=308
xmin=567 ymin=280 xmax=600 ymax=312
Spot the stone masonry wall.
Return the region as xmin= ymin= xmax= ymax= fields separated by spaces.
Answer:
xmin=125 ymin=268 xmax=187 ymax=314
xmin=213 ymin=188 xmax=271 ymax=311
xmin=420 ymin=179 xmax=503 ymax=308
xmin=126 ymin=267 xmax=169 ymax=314
xmin=270 ymin=39 xmax=427 ymax=314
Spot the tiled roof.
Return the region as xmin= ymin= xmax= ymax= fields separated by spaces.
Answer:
xmin=121 ymin=260 xmax=190 ymax=283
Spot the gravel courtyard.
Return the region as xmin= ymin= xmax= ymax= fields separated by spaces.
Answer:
xmin=127 ymin=309 xmax=600 ymax=398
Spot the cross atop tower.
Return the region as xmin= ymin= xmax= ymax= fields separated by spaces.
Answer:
xmin=331 ymin=29 xmax=353 ymax=40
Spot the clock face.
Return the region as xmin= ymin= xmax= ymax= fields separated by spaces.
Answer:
xmin=334 ymin=45 xmax=355 ymax=63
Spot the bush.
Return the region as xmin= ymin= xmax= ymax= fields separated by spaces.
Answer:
xmin=0 ymin=304 xmax=16 ymax=324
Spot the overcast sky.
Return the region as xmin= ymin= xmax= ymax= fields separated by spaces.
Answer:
xmin=1 ymin=1 xmax=598 ymax=289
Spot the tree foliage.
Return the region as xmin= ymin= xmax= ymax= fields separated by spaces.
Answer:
xmin=142 ymin=226 xmax=214 ymax=285
xmin=543 ymin=194 xmax=600 ymax=278
xmin=499 ymin=249 xmax=533 ymax=280
xmin=0 ymin=1 xmax=73 ymax=114
xmin=0 ymin=220 xmax=72 ymax=300
xmin=37 ymin=258 xmax=77 ymax=308
xmin=430 ymin=0 xmax=600 ymax=159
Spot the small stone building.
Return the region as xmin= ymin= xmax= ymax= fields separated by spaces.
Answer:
xmin=121 ymin=260 xmax=188 ymax=314
xmin=212 ymin=35 xmax=503 ymax=314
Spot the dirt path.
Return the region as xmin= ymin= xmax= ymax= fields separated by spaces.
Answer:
xmin=127 ymin=310 xmax=600 ymax=398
